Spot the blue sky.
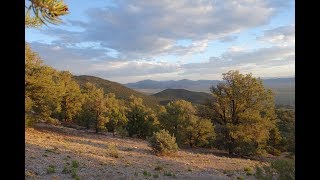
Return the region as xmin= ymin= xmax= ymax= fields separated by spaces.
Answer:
xmin=26 ymin=0 xmax=295 ymax=83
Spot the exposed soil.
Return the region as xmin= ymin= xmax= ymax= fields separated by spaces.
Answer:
xmin=25 ymin=123 xmax=267 ymax=179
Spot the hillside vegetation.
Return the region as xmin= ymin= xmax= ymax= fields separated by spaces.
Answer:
xmin=153 ymin=89 xmax=214 ymax=105
xmin=73 ymin=75 xmax=160 ymax=108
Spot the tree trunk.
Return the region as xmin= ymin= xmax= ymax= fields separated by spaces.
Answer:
xmin=189 ymin=135 xmax=193 ymax=147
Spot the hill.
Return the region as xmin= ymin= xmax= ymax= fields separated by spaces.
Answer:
xmin=125 ymin=78 xmax=295 ymax=106
xmin=153 ymin=89 xmax=214 ymax=105
xmin=73 ymin=75 xmax=160 ymax=108
xmin=125 ymin=79 xmax=220 ymax=92
xmin=25 ymin=123 xmax=267 ymax=179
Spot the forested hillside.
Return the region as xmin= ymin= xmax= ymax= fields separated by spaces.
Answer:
xmin=153 ymin=89 xmax=213 ymax=105
xmin=73 ymin=75 xmax=160 ymax=108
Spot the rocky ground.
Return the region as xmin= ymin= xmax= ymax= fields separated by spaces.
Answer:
xmin=25 ymin=123 xmax=268 ymax=180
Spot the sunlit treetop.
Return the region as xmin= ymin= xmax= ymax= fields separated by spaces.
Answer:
xmin=25 ymin=0 xmax=69 ymax=28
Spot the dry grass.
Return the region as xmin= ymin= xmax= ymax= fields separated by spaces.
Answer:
xmin=25 ymin=123 xmax=267 ymax=179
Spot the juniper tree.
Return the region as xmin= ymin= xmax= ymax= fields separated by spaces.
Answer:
xmin=105 ymin=93 xmax=127 ymax=136
xmin=81 ymin=83 xmax=108 ymax=133
xmin=159 ymin=100 xmax=215 ymax=147
xmin=57 ymin=71 xmax=83 ymax=123
xmin=210 ymin=70 xmax=277 ymax=156
xmin=25 ymin=43 xmax=62 ymax=124
xmin=126 ymin=95 xmax=158 ymax=138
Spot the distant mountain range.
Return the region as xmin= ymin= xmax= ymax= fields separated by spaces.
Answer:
xmin=71 ymin=75 xmax=294 ymax=107
xmin=124 ymin=78 xmax=295 ymax=106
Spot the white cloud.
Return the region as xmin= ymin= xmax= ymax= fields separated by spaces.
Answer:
xmin=181 ymin=45 xmax=295 ymax=78
xmin=258 ymin=25 xmax=295 ymax=46
xmin=39 ymin=0 xmax=290 ymax=59
xmin=27 ymin=0 xmax=294 ymax=83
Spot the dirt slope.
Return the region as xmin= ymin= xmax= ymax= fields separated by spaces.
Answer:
xmin=25 ymin=124 xmax=267 ymax=179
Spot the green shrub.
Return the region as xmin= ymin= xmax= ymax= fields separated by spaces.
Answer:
xmin=254 ymin=166 xmax=265 ymax=179
xmin=149 ymin=129 xmax=178 ymax=155
xmin=116 ymin=126 xmax=129 ymax=138
xmin=71 ymin=167 xmax=80 ymax=180
xmin=46 ymin=165 xmax=56 ymax=174
xmin=154 ymin=166 xmax=164 ymax=171
xmin=46 ymin=117 xmax=61 ymax=125
xmin=254 ymin=159 xmax=295 ymax=180
xmin=107 ymin=143 xmax=119 ymax=158
xmin=163 ymin=172 xmax=175 ymax=177
xmin=62 ymin=165 xmax=71 ymax=174
xmin=272 ymin=149 xmax=282 ymax=156
xmin=72 ymin=160 xmax=79 ymax=168
xmin=271 ymin=159 xmax=295 ymax=180
xmin=237 ymin=176 xmax=244 ymax=180
xmin=143 ymin=170 xmax=151 ymax=176
xmin=244 ymin=167 xmax=254 ymax=175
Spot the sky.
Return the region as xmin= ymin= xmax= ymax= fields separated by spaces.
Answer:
xmin=26 ymin=0 xmax=295 ymax=83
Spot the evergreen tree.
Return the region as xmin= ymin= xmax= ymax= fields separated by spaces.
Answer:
xmin=126 ymin=95 xmax=158 ymax=138
xmin=57 ymin=71 xmax=83 ymax=123
xmin=81 ymin=83 xmax=108 ymax=133
xmin=185 ymin=117 xmax=215 ymax=147
xmin=25 ymin=43 xmax=62 ymax=125
xmin=159 ymin=100 xmax=214 ymax=147
xmin=210 ymin=70 xmax=277 ymax=156
xmin=105 ymin=93 xmax=128 ymax=136
xmin=276 ymin=108 xmax=295 ymax=153
xmin=158 ymin=100 xmax=195 ymax=145
xmin=267 ymin=127 xmax=282 ymax=155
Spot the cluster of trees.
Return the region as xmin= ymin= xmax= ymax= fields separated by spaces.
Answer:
xmin=25 ymin=0 xmax=294 ymax=157
xmin=26 ymin=50 xmax=294 ymax=157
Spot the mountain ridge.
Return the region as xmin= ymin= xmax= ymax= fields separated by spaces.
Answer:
xmin=73 ymin=75 xmax=160 ymax=108
xmin=152 ymin=89 xmax=214 ymax=105
xmin=125 ymin=78 xmax=295 ymax=106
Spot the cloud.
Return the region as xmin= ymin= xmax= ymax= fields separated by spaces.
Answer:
xmin=29 ymin=42 xmax=116 ymax=74
xmin=181 ymin=45 xmax=295 ymax=77
xmin=39 ymin=0 xmax=290 ymax=59
xmin=90 ymin=60 xmax=181 ymax=77
xmin=29 ymin=42 xmax=181 ymax=82
xmin=27 ymin=0 xmax=294 ymax=83
xmin=219 ymin=36 xmax=238 ymax=43
xmin=258 ymin=25 xmax=295 ymax=46
xmin=30 ymin=40 xmax=294 ymax=83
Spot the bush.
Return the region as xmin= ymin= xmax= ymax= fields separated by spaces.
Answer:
xmin=143 ymin=170 xmax=151 ymax=176
xmin=46 ymin=165 xmax=56 ymax=174
xmin=62 ymin=165 xmax=71 ymax=174
xmin=71 ymin=167 xmax=80 ymax=180
xmin=116 ymin=126 xmax=128 ymax=138
xmin=72 ymin=160 xmax=79 ymax=168
xmin=148 ymin=129 xmax=178 ymax=155
xmin=46 ymin=117 xmax=61 ymax=126
xmin=271 ymin=159 xmax=295 ymax=180
xmin=154 ymin=165 xmax=164 ymax=171
xmin=254 ymin=158 xmax=295 ymax=180
xmin=107 ymin=143 xmax=119 ymax=158
xmin=244 ymin=167 xmax=254 ymax=175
